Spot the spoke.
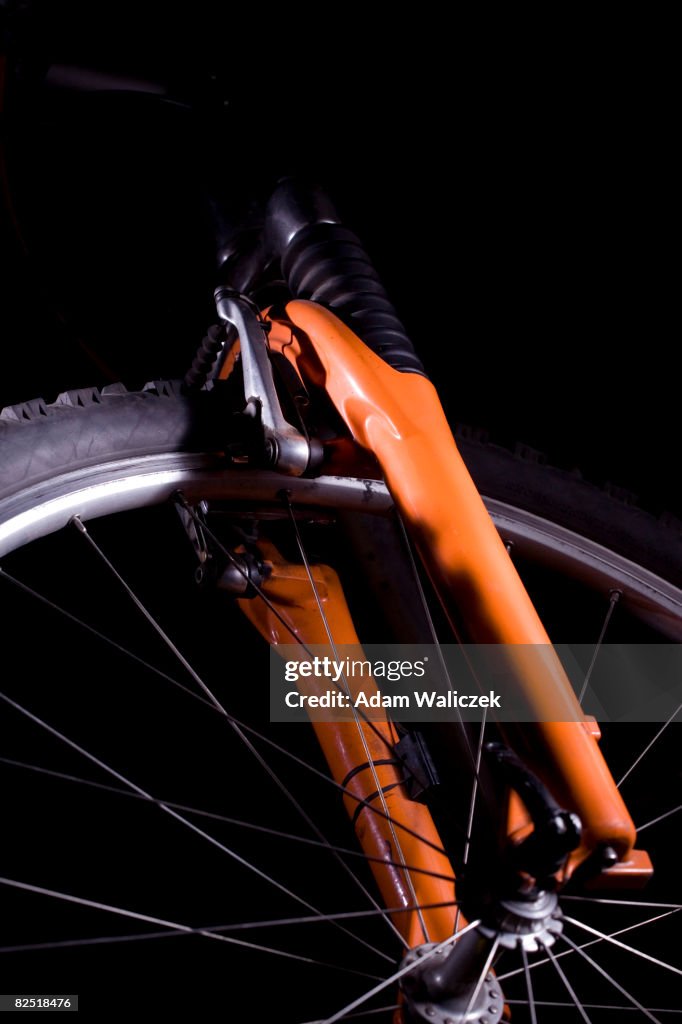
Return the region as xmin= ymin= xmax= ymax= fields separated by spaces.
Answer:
xmin=578 ymin=589 xmax=620 ymax=704
xmin=0 ymin=755 xmax=456 ymax=883
xmin=301 ymin=1007 xmax=399 ymax=1024
xmin=394 ymin=511 xmax=475 ymax=765
xmin=541 ymin=939 xmax=592 ymax=1023
xmin=71 ymin=517 xmax=399 ymax=963
xmin=617 ymin=702 xmax=682 ymax=788
xmin=392 ymin=512 xmax=501 ymax=924
xmin=521 ymin=943 xmax=538 ymax=1024
xmin=227 ymin=717 xmax=405 ymax=953
xmin=563 ymin=896 xmax=682 ymax=911
xmin=498 ymin=908 xmax=682 ymax=981
xmin=565 ymin=915 xmax=682 ymax=978
xmin=462 ymin=711 xmax=487 ymax=868
xmin=0 ymin=566 xmax=216 ymax=710
xmin=638 ymin=805 xmax=682 ymax=833
xmin=506 ymin=1001 xmax=682 ymax=1013
xmin=237 ymin=719 xmax=450 ymax=856
xmin=0 ymin=689 xmax=387 ymax=964
xmin=301 ymin=1007 xmax=401 ymax=1024
xmin=460 ymin=936 xmax=499 ymax=1021
xmin=285 ymin=495 xmax=428 ymax=945
xmin=321 ymin=919 xmax=481 ymax=1024
xmin=0 ymin=876 xmax=382 ymax=980
xmin=179 ymin=494 xmax=456 ymax=887
xmin=561 ymin=932 xmax=662 ymax=1023
xmin=454 ymin=710 xmax=486 ymax=935
xmin=175 ymin=493 xmax=315 ymax=652
xmin=0 ymin=931 xmax=178 ymax=954
xmin=180 ymin=496 xmax=426 ymax=790
xmin=2 ymin=563 xmax=450 ymax=862
xmin=71 ymin=516 xmax=230 ymax=716
xmin=0 ymin=901 xmax=457 ymax=954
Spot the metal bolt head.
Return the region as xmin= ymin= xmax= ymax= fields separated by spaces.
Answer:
xmin=264 ymin=438 xmax=278 ymax=464
xmin=600 ymin=844 xmax=619 ymax=868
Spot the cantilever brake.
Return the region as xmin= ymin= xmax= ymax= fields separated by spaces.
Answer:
xmin=214 ymin=288 xmax=313 ymax=476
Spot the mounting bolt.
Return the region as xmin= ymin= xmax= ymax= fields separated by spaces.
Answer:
xmin=264 ymin=437 xmax=278 ymax=465
xmin=600 ymin=845 xmax=619 ymax=868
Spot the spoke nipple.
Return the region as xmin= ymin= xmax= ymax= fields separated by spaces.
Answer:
xmin=70 ymin=515 xmax=87 ymax=533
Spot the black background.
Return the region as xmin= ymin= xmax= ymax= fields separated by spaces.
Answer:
xmin=1 ymin=2 xmax=678 ymax=513
xmin=0 ymin=3 xmax=679 ymax=1020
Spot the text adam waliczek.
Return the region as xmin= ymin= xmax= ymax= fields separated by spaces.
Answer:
xmin=284 ymin=690 xmax=502 ymax=709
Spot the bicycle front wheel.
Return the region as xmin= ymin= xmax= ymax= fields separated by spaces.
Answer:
xmin=0 ymin=381 xmax=680 ymax=1022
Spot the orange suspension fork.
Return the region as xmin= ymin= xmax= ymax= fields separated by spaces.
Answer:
xmin=283 ymin=300 xmax=640 ymax=871
xmin=238 ymin=543 xmax=459 ymax=946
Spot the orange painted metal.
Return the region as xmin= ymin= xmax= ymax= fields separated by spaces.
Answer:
xmin=281 ymin=300 xmax=641 ymax=871
xmin=238 ymin=542 xmax=459 ymax=946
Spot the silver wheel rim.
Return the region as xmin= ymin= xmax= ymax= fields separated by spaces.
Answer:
xmin=0 ymin=456 xmax=679 ymax=636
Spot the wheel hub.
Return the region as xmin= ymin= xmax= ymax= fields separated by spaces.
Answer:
xmin=401 ymin=943 xmax=504 ymax=1024
xmin=479 ymin=889 xmax=563 ymax=952
xmin=401 ymin=892 xmax=563 ymax=1023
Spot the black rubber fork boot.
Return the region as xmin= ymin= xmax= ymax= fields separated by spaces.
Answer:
xmin=265 ymin=179 xmax=426 ymax=375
